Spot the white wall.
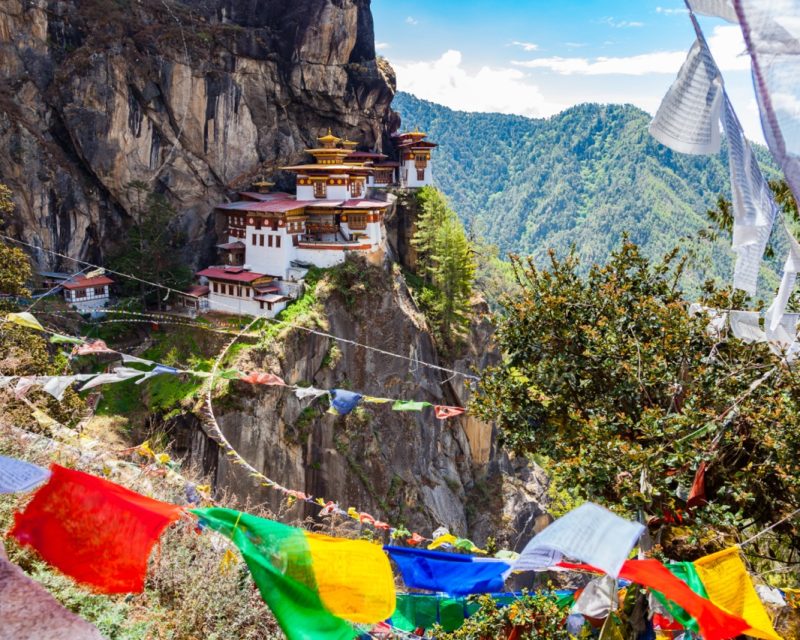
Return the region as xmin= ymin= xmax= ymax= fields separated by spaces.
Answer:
xmin=402 ymin=159 xmax=433 ymax=187
xmin=295 ymin=247 xmax=349 ymax=268
xmin=243 ymin=226 xmax=296 ymax=278
xmin=207 ymin=292 xmax=286 ymax=318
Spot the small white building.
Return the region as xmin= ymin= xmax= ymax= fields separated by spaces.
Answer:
xmin=393 ymin=130 xmax=437 ymax=188
xmin=196 ymin=266 xmax=290 ymax=317
xmin=62 ymin=275 xmax=114 ymax=311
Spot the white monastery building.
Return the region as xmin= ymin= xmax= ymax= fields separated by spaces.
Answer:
xmin=191 ymin=129 xmax=436 ymax=317
xmin=62 ymin=274 xmax=114 ymax=312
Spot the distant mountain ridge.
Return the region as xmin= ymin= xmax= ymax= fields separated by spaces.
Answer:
xmin=392 ymin=91 xmax=780 ymax=293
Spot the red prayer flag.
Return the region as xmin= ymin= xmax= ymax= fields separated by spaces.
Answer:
xmin=9 ymin=464 xmax=183 ymax=594
xmin=559 ymin=560 xmax=749 ymax=640
xmin=687 ymin=462 xmax=707 ymax=509
xmin=72 ymin=339 xmax=114 ymax=356
xmin=434 ymin=405 xmax=466 ymax=420
xmin=240 ymin=371 xmax=286 ymax=386
xmin=407 ymin=532 xmax=426 ymax=546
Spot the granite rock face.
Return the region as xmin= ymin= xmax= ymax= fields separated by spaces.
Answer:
xmin=0 ymin=0 xmax=396 ymax=269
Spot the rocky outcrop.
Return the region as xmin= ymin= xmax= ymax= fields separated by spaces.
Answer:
xmin=176 ymin=257 xmax=550 ymax=544
xmin=0 ymin=0 xmax=397 ymax=269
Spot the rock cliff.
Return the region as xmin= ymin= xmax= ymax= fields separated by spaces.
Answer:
xmin=0 ymin=0 xmax=397 ymax=269
xmin=178 ymin=256 xmax=550 ymax=545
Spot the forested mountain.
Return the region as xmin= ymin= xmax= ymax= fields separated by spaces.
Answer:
xmin=393 ymin=92 xmax=781 ymax=294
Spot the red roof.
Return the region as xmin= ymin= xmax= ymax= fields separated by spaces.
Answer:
xmin=238 ymin=192 xmax=292 ymax=202
xmin=196 ymin=267 xmax=268 ymax=283
xmin=340 ymin=199 xmax=391 ymax=209
xmin=184 ymin=285 xmax=210 ymax=297
xmin=62 ymin=275 xmax=114 ymax=290
xmin=346 ymin=151 xmax=387 ymax=159
xmin=217 ymin=199 xmax=305 ymax=213
xmin=216 ymin=241 xmax=246 ymax=250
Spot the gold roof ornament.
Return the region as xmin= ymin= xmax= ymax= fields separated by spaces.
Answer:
xmin=341 ymin=137 xmax=358 ymax=149
xmin=317 ymin=128 xmax=341 ymax=148
xmin=252 ymin=179 xmax=275 ymax=193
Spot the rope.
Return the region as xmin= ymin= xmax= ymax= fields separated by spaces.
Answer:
xmin=1 ymin=233 xmax=479 ymax=381
xmin=738 ymin=506 xmax=800 ymax=548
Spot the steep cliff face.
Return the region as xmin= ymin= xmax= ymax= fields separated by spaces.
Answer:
xmin=179 ymin=256 xmax=550 ymax=545
xmin=0 ymin=0 xmax=397 ymax=269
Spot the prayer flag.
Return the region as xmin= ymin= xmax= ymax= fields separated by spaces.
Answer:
xmin=572 ymin=576 xmax=618 ymax=618
xmin=72 ymin=339 xmax=114 ymax=356
xmin=193 ymin=508 xmax=394 ymax=637
xmin=41 ymin=374 xmax=94 ymax=401
xmin=13 ymin=376 xmax=38 ymax=400
xmin=329 ymin=389 xmax=363 ymax=415
xmin=362 ymin=396 xmax=392 ymax=404
xmin=240 ymin=371 xmax=286 ymax=386
xmin=688 ymin=0 xmax=738 ymax=22
xmin=693 ymin=547 xmax=782 ymax=640
xmin=649 ymin=562 xmax=709 ymax=634
xmin=80 ymin=367 xmax=145 ymax=390
xmin=561 ymin=559 xmax=750 ymax=640
xmin=0 ymin=541 xmax=104 ymax=640
xmin=5 ymin=312 xmax=44 ymax=332
xmin=514 ymin=502 xmax=644 ymax=578
xmin=729 ymin=311 xmax=766 ymax=344
xmin=49 ymin=334 xmax=85 ymax=345
xmin=391 ymin=594 xmax=480 ymax=633
xmin=0 ymin=455 xmax=50 ymax=493
xmin=385 ymin=546 xmax=511 ymax=596
xmin=434 ymin=405 xmax=466 ymax=420
xmin=10 ymin=465 xmax=183 ymax=593
xmin=427 ymin=533 xmax=458 ymax=550
xmin=295 ymin=386 xmax=328 ymax=401
xmin=649 ymin=38 xmax=723 ymax=155
xmin=392 ymin=400 xmax=433 ymax=412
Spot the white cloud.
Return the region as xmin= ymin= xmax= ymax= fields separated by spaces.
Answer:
xmin=564 ymin=42 xmax=588 ymax=48
xmin=392 ymin=49 xmax=565 ymax=118
xmin=512 ymin=26 xmax=750 ymax=76
xmin=599 ymin=17 xmax=645 ymax=28
xmin=656 ymin=6 xmax=688 ymax=15
xmin=376 ymin=42 xmax=390 ymax=51
xmin=405 ymin=16 xmax=418 ymax=25
xmin=512 ymin=51 xmax=687 ymax=75
xmin=510 ymin=41 xmax=539 ymax=52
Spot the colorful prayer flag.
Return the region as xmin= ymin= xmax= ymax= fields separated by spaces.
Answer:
xmin=0 ymin=455 xmax=50 ymax=493
xmin=192 ymin=508 xmax=394 ymax=637
xmin=385 ymin=546 xmax=511 ymax=596
xmin=329 ymin=389 xmax=363 ymax=415
xmin=49 ymin=333 xmax=85 ymax=345
xmin=392 ymin=400 xmax=433 ymax=412
xmin=515 ymin=502 xmax=644 ymax=578
xmin=427 ymin=533 xmax=458 ymax=550
xmin=10 ymin=465 xmax=183 ymax=593
xmin=693 ymin=547 xmax=782 ymax=640
xmin=240 ymin=371 xmax=286 ymax=386
xmin=72 ymin=339 xmax=114 ymax=356
xmin=434 ymin=405 xmax=466 ymax=420
xmin=5 ymin=312 xmax=44 ymax=332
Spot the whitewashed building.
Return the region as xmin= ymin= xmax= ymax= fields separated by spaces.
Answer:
xmin=62 ymin=275 xmax=114 ymax=311
xmin=191 ymin=129 xmax=435 ymax=318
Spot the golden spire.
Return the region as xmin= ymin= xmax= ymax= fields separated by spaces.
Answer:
xmin=317 ymin=128 xmax=341 ymax=148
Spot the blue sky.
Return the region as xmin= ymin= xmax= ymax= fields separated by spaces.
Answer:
xmin=372 ymin=0 xmax=763 ymax=142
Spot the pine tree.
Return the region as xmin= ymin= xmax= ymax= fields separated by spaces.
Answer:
xmin=410 ymin=187 xmax=476 ymax=347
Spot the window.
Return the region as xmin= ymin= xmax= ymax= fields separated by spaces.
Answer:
xmin=259 ymin=301 xmax=264 ymax=310
xmin=245 ymin=287 xmax=250 ymax=297
xmin=237 ymin=286 xmax=242 ymax=297
xmin=228 ymin=284 xmax=235 ymax=295
xmin=350 ymin=181 xmax=362 ymax=198
xmin=252 ymin=234 xmax=256 ymax=245
xmin=417 ymin=168 xmax=425 ymax=181
xmin=271 ymin=219 xmax=278 ymax=231
xmin=259 ymin=235 xmax=264 ymax=246
xmin=75 ymin=288 xmax=86 ymax=299
xmin=314 ymin=181 xmax=327 ymax=198
xmin=293 ymin=235 xmax=299 ymax=247
xmin=213 ymin=282 xmax=219 ymax=293
xmin=276 ymin=236 xmax=281 ymax=249
xmin=267 ymin=235 xmax=272 ymax=247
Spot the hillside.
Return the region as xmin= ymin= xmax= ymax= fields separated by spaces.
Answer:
xmin=393 ymin=92 xmax=781 ymax=294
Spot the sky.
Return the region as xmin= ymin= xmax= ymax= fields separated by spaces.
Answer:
xmin=371 ymin=0 xmax=764 ymax=142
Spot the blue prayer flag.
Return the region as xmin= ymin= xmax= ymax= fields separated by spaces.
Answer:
xmin=385 ymin=546 xmax=510 ymax=596
xmin=329 ymin=389 xmax=363 ymax=415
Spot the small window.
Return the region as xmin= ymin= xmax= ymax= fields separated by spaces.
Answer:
xmin=228 ymin=284 xmax=235 ymax=295
xmin=259 ymin=235 xmax=264 ymax=246
xmin=259 ymin=301 xmax=264 ymax=310
xmin=314 ymin=181 xmax=327 ymax=198
xmin=237 ymin=286 xmax=242 ymax=297
xmin=293 ymin=236 xmax=299 ymax=247
xmin=75 ymin=289 xmax=86 ymax=299
xmin=276 ymin=235 xmax=281 ymax=248
xmin=213 ymin=282 xmax=219 ymax=293
xmin=252 ymin=234 xmax=256 ymax=245
xmin=417 ymin=168 xmax=425 ymax=181
xmin=268 ymin=235 xmax=273 ymax=248
xmin=271 ymin=219 xmax=279 ymax=231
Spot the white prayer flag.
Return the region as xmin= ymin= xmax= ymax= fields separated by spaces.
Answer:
xmin=571 ymin=576 xmax=619 ymax=618
xmin=294 ymin=387 xmax=328 ymax=400
xmin=688 ymin=0 xmax=739 ymax=23
xmin=514 ymin=502 xmax=644 ymax=578
xmin=649 ymin=39 xmax=723 ymax=155
xmin=728 ymin=311 xmax=765 ymax=343
xmin=0 ymin=455 xmax=50 ymax=493
xmin=79 ymin=367 xmax=145 ymax=390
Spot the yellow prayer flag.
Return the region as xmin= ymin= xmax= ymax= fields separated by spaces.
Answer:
xmin=305 ymin=531 xmax=396 ymax=623
xmin=693 ymin=547 xmax=782 ymax=640
xmin=137 ymin=440 xmax=155 ymax=459
xmin=219 ymin=548 xmax=238 ymax=574
xmin=427 ymin=533 xmax=459 ymax=550
xmin=32 ymin=409 xmax=57 ymax=429
xmin=6 ymin=312 xmax=44 ymax=332
xmin=362 ymin=396 xmax=392 ymax=404
xmin=155 ymin=453 xmax=171 ymax=465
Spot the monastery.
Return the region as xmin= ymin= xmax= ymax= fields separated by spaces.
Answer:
xmin=183 ymin=129 xmax=436 ymax=317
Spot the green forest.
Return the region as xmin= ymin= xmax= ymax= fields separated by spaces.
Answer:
xmin=393 ymin=92 xmax=783 ymax=297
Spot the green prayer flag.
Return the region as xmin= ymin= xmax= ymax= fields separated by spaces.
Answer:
xmin=650 ymin=562 xmax=708 ymax=634
xmin=49 ymin=334 xmax=85 ymax=345
xmin=393 ymin=595 xmax=467 ymax=633
xmin=6 ymin=312 xmax=44 ymax=332
xmin=392 ymin=400 xmax=433 ymax=411
xmin=192 ymin=508 xmax=356 ymax=640
xmin=218 ymin=369 xmax=242 ymax=380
